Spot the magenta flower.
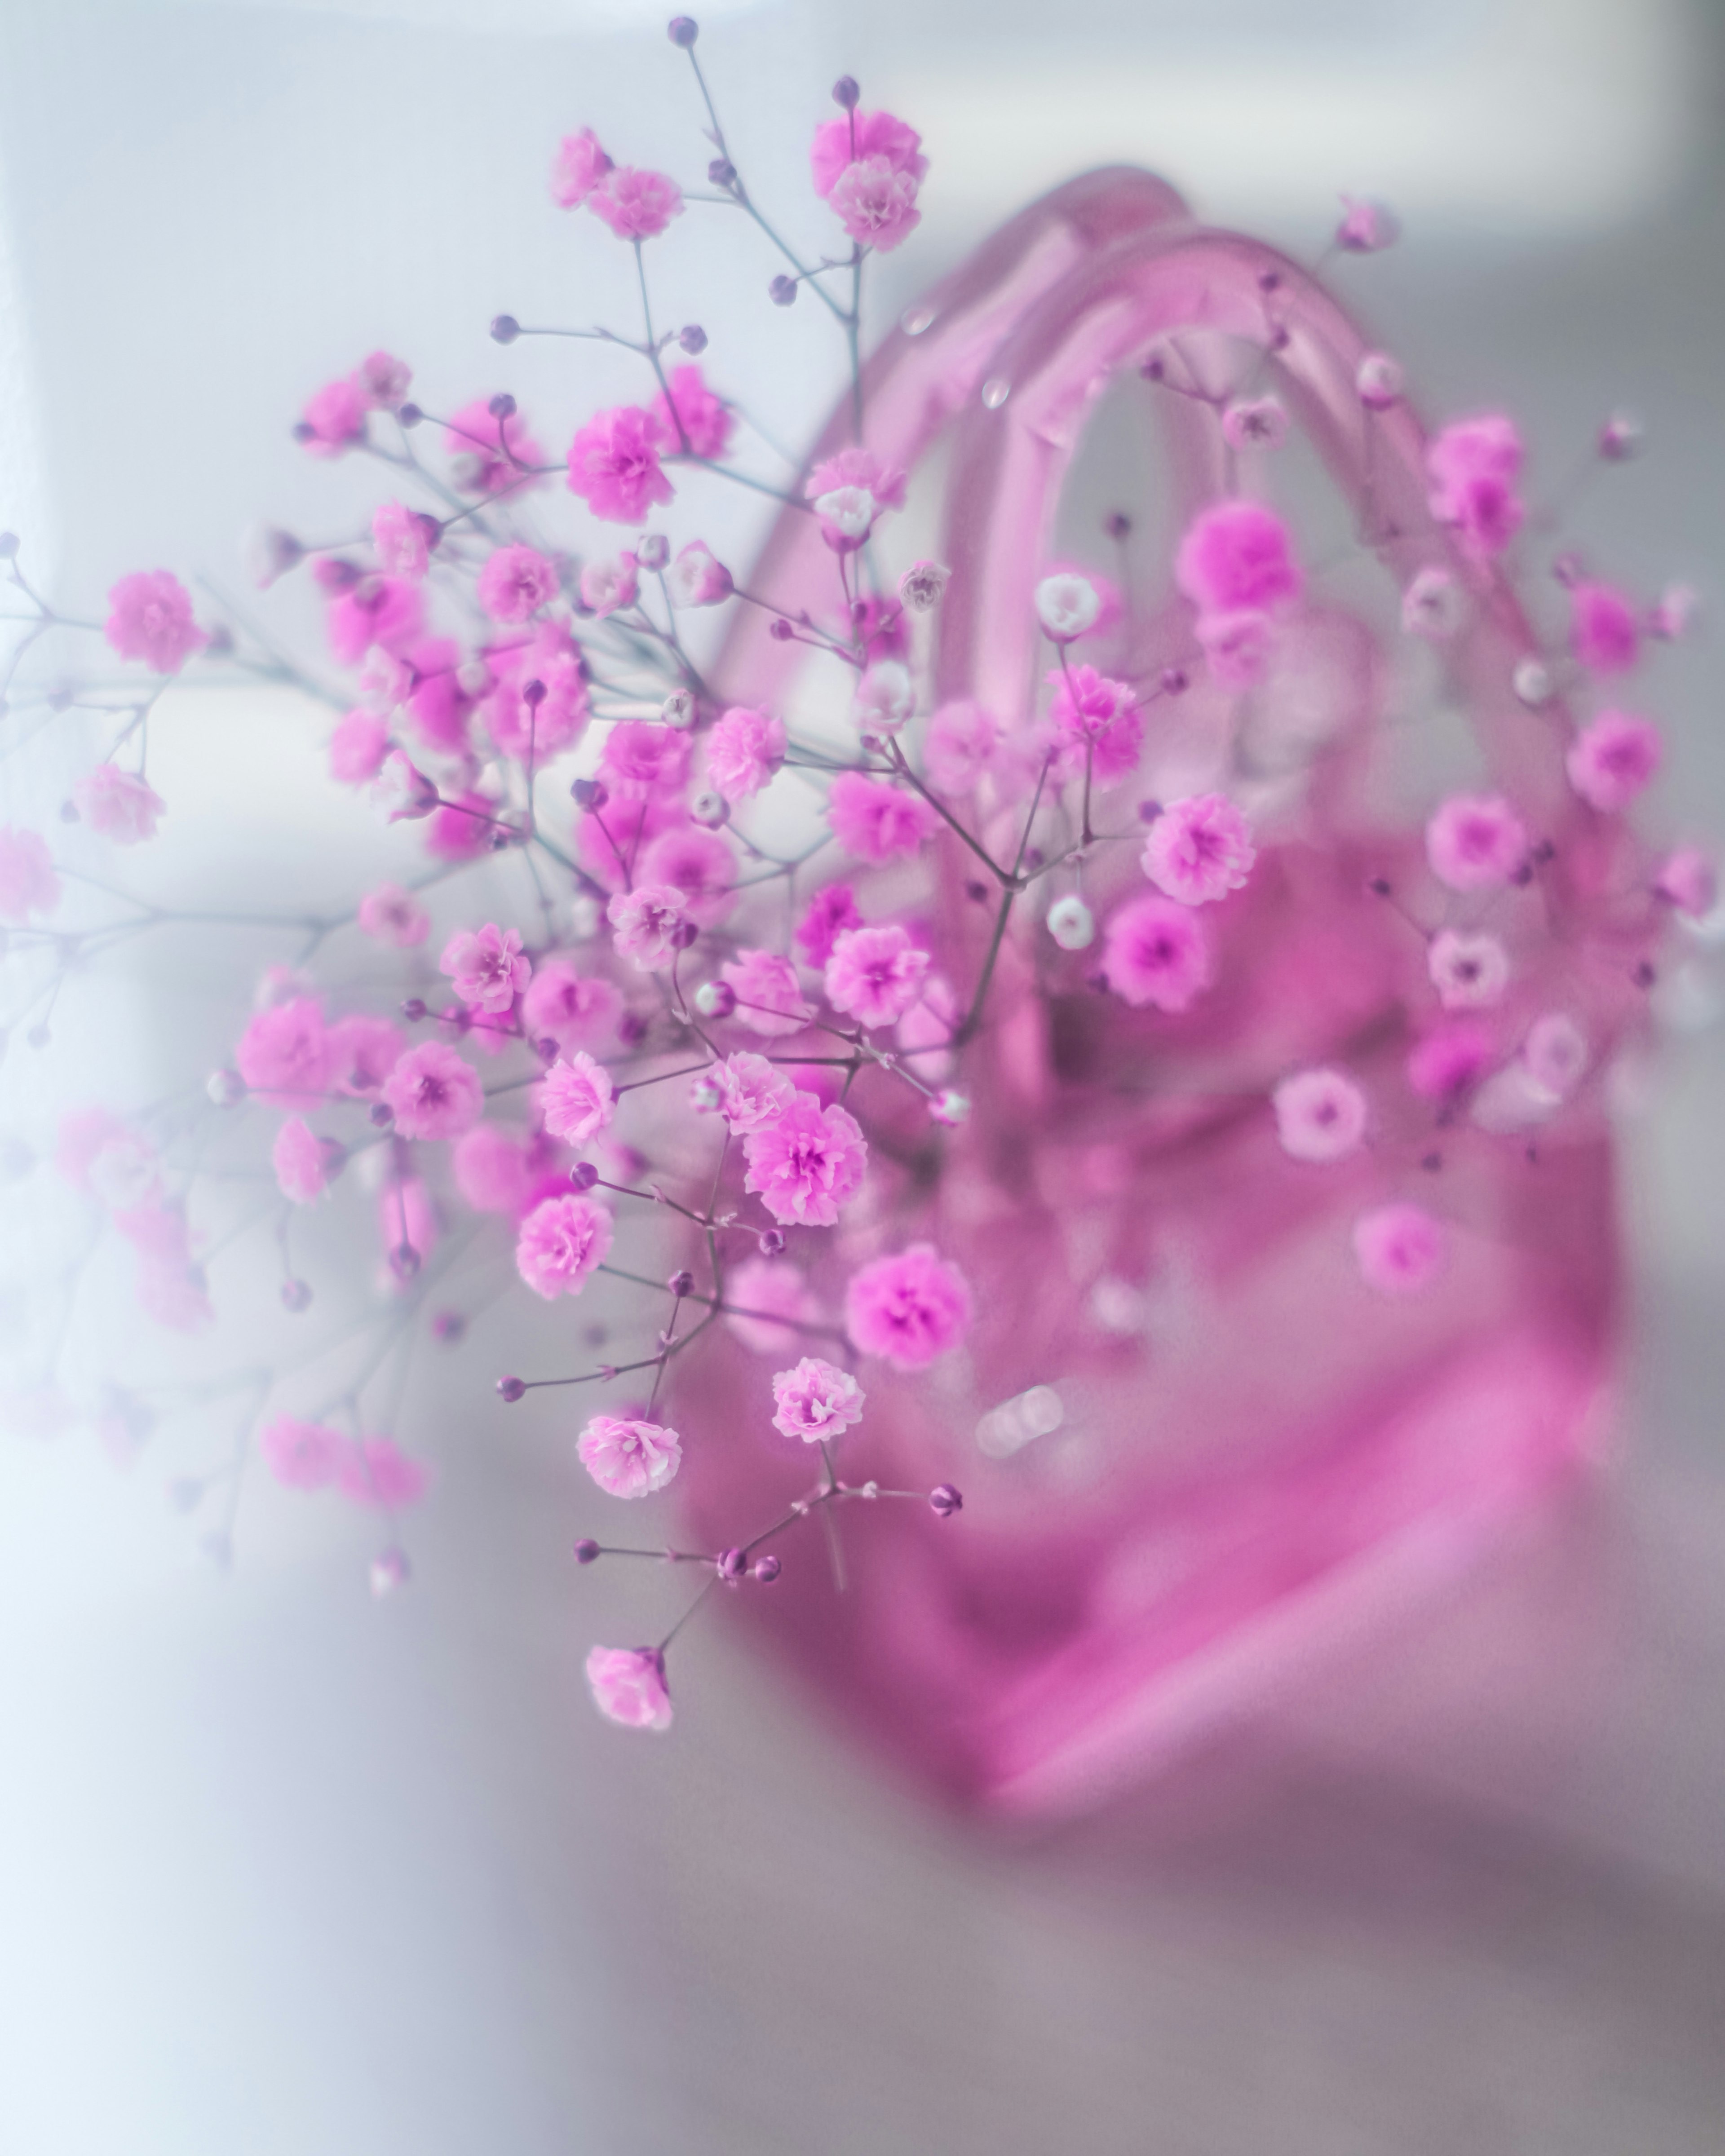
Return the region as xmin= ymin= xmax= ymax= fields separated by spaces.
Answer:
xmin=665 ymin=540 xmax=733 ymax=608
xmin=487 ymin=624 xmax=590 ymax=763
xmin=607 ymin=884 xmax=689 ymax=973
xmin=1406 ymin=1022 xmax=1495 ymax=1101
xmin=653 ymin=365 xmax=733 ymax=460
xmin=714 ymin=1052 xmax=796 ymax=1135
xmin=601 ymin=719 xmax=690 ymax=795
xmin=477 ymin=543 xmax=559 ymax=623
xmin=336 ymin=1435 xmax=431 ymax=1510
xmin=73 ymin=763 xmax=165 ymax=845
xmin=0 ymin=828 xmax=60 ymax=923
xmin=272 ymin=1116 xmax=331 ymax=1204
xmin=1195 ymin=607 xmax=1275 ymax=690
xmin=371 ymin=749 xmax=438 ymax=824
xmin=445 ymin=399 xmax=544 ymax=496
xmin=824 ymin=923 xmax=930 ymax=1029
xmin=828 ymin=772 xmax=939 ymax=863
xmin=586 ymin=1646 xmax=672 ymax=1732
xmin=330 ymin=710 xmax=391 ymax=786
xmin=581 ymin=553 xmax=639 ymax=616
xmin=723 ymin=1255 xmax=822 ymax=1357
xmin=440 ymin=923 xmax=531 ymax=1015
xmin=810 ymin=108 xmax=927 ymax=200
xmin=452 ymin=1124 xmax=533 ymax=1216
xmin=1566 ymin=709 xmax=1661 ymax=813
xmin=637 ymin=828 xmax=737 ymax=929
xmin=327 ymin=575 xmax=424 ymax=667
xmin=794 ymin=884 xmax=863 ymax=970
xmin=721 ymin=949 xmax=812 ymax=1038
xmin=589 ymin=167 xmax=684 ymax=240
xmin=1174 ymin=500 xmax=1302 ymax=616
xmin=1570 ymin=580 xmax=1640 ymax=676
xmin=1654 ymin=848 xmax=1716 ymax=919
xmin=540 ymin=1052 xmax=615 ymax=1147
xmin=1424 ymin=792 xmax=1529 ymax=892
xmin=1273 ymin=1067 xmax=1368 ymax=1164
xmin=577 ymin=1413 xmax=682 ymax=1498
xmin=105 ymin=570 xmax=208 ymax=674
xmin=425 ymin=790 xmax=501 ymax=862
xmin=1426 ymin=414 xmax=1524 ymax=561
xmin=805 ymin=446 xmax=907 ymax=511
xmin=1428 ymin=929 xmax=1510 ymax=1010
xmin=327 ymin=1015 xmax=404 ymax=1098
xmin=261 ymin=1415 xmax=347 ymax=1491
xmin=707 ymin=705 xmax=786 ymax=804
xmin=236 ymin=997 xmax=331 ymax=1107
xmin=1141 ymin=794 xmax=1256 ymax=906
xmin=521 ymin=961 xmax=620 ymax=1053
xmin=358 ymin=883 xmax=430 ymax=948
xmin=551 ymin=127 xmax=612 ymax=208
xmin=299 ymin=376 xmax=367 ymax=457
xmin=829 ymin=153 xmax=921 ymax=252
xmin=844 ymin=1243 xmax=971 ymax=1370
xmin=382 ymin=1040 xmax=483 ymax=1140
xmin=1353 ymin=1204 xmax=1447 ymax=1296
xmin=771 ymin=1356 xmax=865 ymax=1444
xmin=743 ymin=1093 xmax=867 ymax=1227
xmin=1101 ymin=894 xmax=1212 ymax=1013
xmin=514 ymin=1191 xmax=613 ymax=1299
xmin=924 ymin=701 xmax=1001 ymax=794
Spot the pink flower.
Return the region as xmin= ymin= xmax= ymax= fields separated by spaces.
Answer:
xmin=452 ymin=1123 xmax=534 ymax=1215
xmin=577 ymin=1414 xmax=681 ymax=1498
xmin=1035 ymin=570 xmax=1114 ymax=641
xmin=337 ymin=1435 xmax=431 ymax=1510
xmin=237 ymin=997 xmax=330 ymax=1106
xmin=581 ymin=554 xmax=639 ymax=615
xmin=721 ymin=949 xmax=812 ymax=1037
xmin=55 ymin=1108 xmax=138 ymax=1195
xmin=299 ymin=376 xmax=367 ymax=457
xmin=477 ymin=543 xmax=559 ymax=623
xmin=1406 ymin=1022 xmax=1494 ymax=1101
xmin=382 ymin=1040 xmax=483 ymax=1140
xmin=1402 ymin=566 xmax=1464 ymax=640
xmin=813 ymin=483 xmax=881 ymax=548
xmin=540 ymin=1052 xmax=615 ymax=1146
xmin=607 ymin=884 xmax=689 ymax=972
xmin=1426 ymin=414 xmax=1524 ymax=562
xmin=440 ymin=923 xmax=530 ymax=1014
xmin=330 ymin=710 xmax=391 ymax=786
xmin=844 ymin=1243 xmax=971 ymax=1370
xmin=743 ymin=1093 xmax=867 ymax=1227
xmin=601 ymin=719 xmax=690 ymax=795
xmin=1566 ymin=709 xmax=1661 ymax=813
xmin=1046 ymin=663 xmax=1141 ymax=780
xmin=665 ymin=540 xmax=732 ymax=608
xmin=586 ymin=1646 xmax=672 ymax=1732
xmin=1571 ymin=581 xmax=1639 ymax=676
xmin=551 ymin=127 xmax=612 ymax=208
xmin=111 ymin=1203 xmax=212 ymax=1333
xmin=261 ymin=1416 xmax=347 ymax=1491
xmin=854 ymin=593 xmax=908 ymax=662
xmin=811 ymin=108 xmax=928 ymax=200
xmin=805 ymin=446 xmax=907 ymax=511
xmin=105 ymin=570 xmax=207 ymax=673
xmin=514 ymin=1191 xmax=613 ymax=1298
xmin=327 ymin=1015 xmax=403 ymax=1097
xmin=357 ymin=351 xmax=411 ymax=411
xmin=522 ymin=961 xmax=620 ymax=1053
xmin=1424 ymin=792 xmax=1529 ymax=892
xmin=486 ymin=623 xmax=589 ymax=763
xmin=828 ymin=772 xmax=939 ymax=863
xmin=425 ymin=791 xmax=500 ymax=862
xmin=1101 ymin=894 xmax=1213 ymax=1013
xmin=795 ymin=884 xmax=863 ymax=970
xmin=714 ymin=1052 xmax=796 ymax=1134
xmin=852 ymin=660 xmax=915 ymax=734
xmin=1141 ymin=794 xmax=1255 ymax=905
xmin=1655 ymin=847 xmax=1716 ymax=919
xmin=1353 ymin=1204 xmax=1447 ymax=1296
xmin=828 ymin=154 xmax=921 ymax=251
xmin=445 ymin=399 xmax=544 ymax=496
xmin=72 ymin=763 xmax=164 ymax=844
xmin=358 ymin=883 xmax=430 ymax=947
xmin=0 ymin=828 xmax=60 ymax=922
xmin=771 ymin=1357 xmax=865 ymax=1444
xmin=272 ymin=1116 xmax=331 ymax=1203
xmin=899 ymin=559 xmax=951 ymax=613
xmin=1273 ymin=1067 xmax=1368 ymax=1163
xmin=328 ymin=575 xmax=424 ymax=666
xmin=1195 ymin=607 xmax=1275 ymax=689
xmin=86 ymin=1130 xmax=164 ymax=1211
xmin=1523 ymin=1012 xmax=1588 ymax=1100
xmin=653 ymin=365 xmax=733 ymax=460
xmin=589 ymin=167 xmax=684 ymax=240
xmin=924 ymin=701 xmax=1000 ymax=794
xmin=1428 ymin=929 xmax=1510 ymax=1010
xmin=723 ymin=1256 xmax=822 ymax=1356
xmin=1174 ymin=501 xmax=1302 ymax=615
xmin=707 ymin=705 xmax=785 ymax=803
xmin=372 ymin=749 xmax=439 ymax=824
xmin=637 ymin=827 xmax=736 ymax=928
xmin=824 ymin=923 xmax=930 ymax=1029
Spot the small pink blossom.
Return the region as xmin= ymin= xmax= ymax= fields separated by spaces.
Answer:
xmin=73 ymin=763 xmax=165 ymax=844
xmin=813 ymin=483 xmax=880 ymax=547
xmin=828 ymin=773 xmax=939 ymax=863
xmin=425 ymin=791 xmax=502 ymax=862
xmin=577 ymin=1414 xmax=681 ymax=1498
xmin=794 ymin=885 xmax=862 ymax=971
xmin=743 ymin=1093 xmax=867 ymax=1227
xmin=1402 ymin=566 xmax=1464 ymax=640
xmin=805 ymin=447 xmax=907 ymax=511
xmin=487 ymin=624 xmax=589 ymax=763
xmin=1654 ymin=847 xmax=1716 ymax=919
xmin=55 ymin=1108 xmax=138 ymax=1196
xmin=1101 ymin=894 xmax=1212 ymax=1013
xmin=357 ymin=351 xmax=411 ymax=411
xmin=477 ymin=544 xmax=558 ymax=624
xmin=272 ymin=1117 xmax=331 ymax=1204
xmin=514 ymin=1191 xmax=613 ymax=1299
xmin=1273 ymin=1067 xmax=1368 ymax=1164
xmin=445 ymin=399 xmax=544 ymax=496
xmin=1141 ymin=795 xmax=1255 ymax=906
xmin=824 ymin=923 xmax=930 ymax=1029
xmin=706 ymin=706 xmax=785 ymax=804
xmin=453 ymin=1124 xmax=535 ymax=1215
xmin=401 ymin=638 xmax=474 ymax=755
xmin=1357 ymin=352 xmax=1405 ymax=409
xmin=665 ymin=540 xmax=732 ymax=607
xmin=522 ymin=962 xmax=621 ymax=1053
xmin=540 ymin=1052 xmax=615 ymax=1146
xmin=382 ymin=1040 xmax=483 ymax=1140
xmin=261 ymin=1416 xmax=347 ymax=1491
xmin=372 ymin=749 xmax=439 ymax=823
xmin=236 ymin=997 xmax=330 ymax=1106
xmin=1174 ymin=500 xmax=1302 ymax=616
xmin=328 ymin=575 xmax=424 ymax=667
xmin=358 ymin=883 xmax=430 ymax=948
xmin=1523 ymin=1013 xmax=1588 ymax=1100
xmin=721 ymin=949 xmax=812 ymax=1038
xmin=86 ymin=1131 xmax=164 ymax=1212
xmin=714 ymin=1052 xmax=796 ymax=1135
xmin=1571 ymin=581 xmax=1639 ymax=676
xmin=1429 ymin=929 xmax=1511 ymax=1010
xmin=601 ymin=719 xmax=690 ymax=795
xmin=586 ymin=1646 xmax=672 ymax=1732
xmin=589 ymin=167 xmax=684 ymax=239
xmin=299 ymin=376 xmax=367 ymax=456
xmin=636 ymin=828 xmax=735 ymax=929
xmin=105 ymin=570 xmax=207 ymax=673
xmin=330 ymin=709 xmax=391 ymax=786
xmin=581 ymin=554 xmax=639 ymax=616
xmin=440 ymin=923 xmax=530 ymax=1015
xmin=844 ymin=1244 xmax=971 ymax=1370
xmin=1221 ymin=397 xmax=1289 ymax=450
xmin=1353 ymin=1204 xmax=1447 ymax=1296
xmin=1195 ymin=607 xmax=1275 ymax=689
xmin=811 ymin=109 xmax=927 ymax=199
xmin=1566 ymin=709 xmax=1661 ymax=813
xmin=924 ymin=701 xmax=1000 ymax=794
xmin=853 ymin=661 xmax=914 ymax=736
xmin=606 ymin=884 xmax=688 ymax=972
xmin=567 ymin=404 xmax=674 ymax=523
xmin=327 ymin=1015 xmax=403 ymax=1097
xmin=1424 ymin=792 xmax=1529 ymax=892
xmin=0 ymin=828 xmax=59 ymax=923
xmin=771 ymin=1357 xmax=865 ymax=1444
xmin=551 ymin=127 xmax=612 ymax=208
xmin=653 ymin=365 xmax=733 ymax=459
xmin=899 ymin=560 xmax=951 ymax=612
xmin=854 ymin=594 xmax=908 ymax=662
xmin=828 ymin=155 xmax=921 ymax=251
xmin=1047 ymin=664 xmax=1141 ymax=780
xmin=1427 ymin=415 xmax=1524 ymax=562
xmin=337 ymin=1435 xmax=431 ymax=1511
xmin=723 ymin=1256 xmax=822 ymax=1356
xmin=1406 ymin=1022 xmax=1495 ymax=1100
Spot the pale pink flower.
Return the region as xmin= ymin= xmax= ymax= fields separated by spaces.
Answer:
xmin=400 ymin=636 xmax=474 ymax=756
xmin=1101 ymin=894 xmax=1212 ymax=1012
xmin=804 ymin=446 xmax=907 ymax=511
xmin=606 ymin=884 xmax=688 ymax=972
xmin=272 ymin=1117 xmax=331 ymax=1204
xmin=1034 ymin=570 xmax=1106 ymax=641
xmin=828 ymin=773 xmax=939 ymax=863
xmin=577 ymin=1414 xmax=681 ymax=1498
xmin=445 ymin=399 xmax=544 ymax=495
xmin=637 ymin=827 xmax=736 ymax=928
xmin=844 ymin=1243 xmax=971 ymax=1370
xmin=372 ymin=748 xmax=439 ymax=823
xmin=899 ymin=560 xmax=951 ymax=612
xmin=72 ymin=763 xmax=164 ymax=844
xmin=327 ymin=574 xmax=424 ymax=667
xmin=358 ymin=883 xmax=430 ymax=948
xmin=1221 ymin=396 xmax=1289 ymax=450
xmin=721 ymin=949 xmax=812 ymax=1037
xmin=522 ymin=962 xmax=620 ymax=1053
xmin=1406 ymin=1022 xmax=1494 ymax=1100
xmin=452 ymin=1123 xmax=534 ymax=1215
xmin=580 ymin=554 xmax=639 ymax=615
xmin=1566 ymin=709 xmax=1661 ymax=813
xmin=714 ymin=1052 xmax=796 ymax=1134
xmin=486 ymin=623 xmax=589 ymax=763
xmin=55 ymin=1107 xmax=134 ymax=1194
xmin=105 ymin=570 xmax=208 ymax=673
xmin=357 ymin=351 xmax=411 ymax=411
xmin=811 ymin=109 xmax=927 ymax=199
xmin=589 ymin=167 xmax=683 ymax=240
xmin=329 ymin=709 xmax=391 ymax=786
xmin=1429 ymin=929 xmax=1510 ymax=1010
xmin=813 ymin=482 xmax=880 ymax=546
xmin=551 ymin=127 xmax=612 ymax=208
xmin=1046 ymin=664 xmax=1141 ymax=781
xmin=261 ymin=1416 xmax=347 ymax=1491
xmin=1336 ymin=195 xmax=1399 ymax=252
xmin=791 ymin=887 xmax=859 ymax=973
xmin=828 ymin=155 xmax=921 ymax=251
xmin=924 ymin=701 xmax=1000 ymax=794
xmin=426 ymin=790 xmax=501 ymax=862
xmin=1523 ymin=1013 xmax=1588 ymax=1100
xmin=707 ymin=706 xmax=786 ymax=803
xmin=237 ymin=997 xmax=330 ymax=1106
xmin=665 ymin=539 xmax=732 ymax=607
xmin=299 ymin=376 xmax=367 ymax=456
xmin=1273 ymin=1067 xmax=1368 ymax=1163
xmin=771 ymin=1357 xmax=865 ymax=1444
xmin=1353 ymin=1204 xmax=1446 ymax=1296
xmin=1424 ymin=792 xmax=1529 ymax=892
xmin=652 ymin=365 xmax=733 ymax=459
xmin=1402 ymin=566 xmax=1464 ymax=640
xmin=1654 ymin=848 xmax=1716 ymax=919
xmin=743 ymin=1093 xmax=867 ymax=1227
xmin=327 ymin=1015 xmax=403 ymax=1098
xmin=1195 ymin=607 xmax=1275 ymax=689
xmin=86 ymin=1132 xmax=163 ymax=1212
xmin=372 ymin=500 xmax=433 ymax=579
xmin=567 ymin=405 xmax=673 ymax=523
xmin=514 ymin=1191 xmax=613 ymax=1298
xmin=111 ymin=1203 xmax=212 ymax=1333
xmin=1141 ymin=794 xmax=1255 ymax=905
xmin=824 ymin=923 xmax=930 ymax=1029
xmin=586 ymin=1646 xmax=672 ymax=1732
xmin=1570 ymin=581 xmax=1639 ymax=675
xmin=852 ymin=660 xmax=915 ymax=735
xmin=1174 ymin=500 xmax=1302 ymax=615
xmin=1648 ymin=583 xmax=1696 ymax=641
xmin=1426 ymin=414 xmax=1524 ymax=561
xmin=337 ymin=1435 xmax=431 ymax=1510
xmin=440 ymin=923 xmax=530 ymax=1015
xmin=601 ymin=719 xmax=691 ymax=795
xmin=723 ymin=1256 xmax=822 ymax=1356
xmin=540 ymin=1052 xmax=615 ymax=1146
xmin=477 ymin=543 xmax=558 ymax=623
xmin=382 ymin=1040 xmax=483 ymax=1139
xmin=0 ymin=827 xmax=60 ymax=922
xmin=1357 ymin=351 xmax=1405 ymax=409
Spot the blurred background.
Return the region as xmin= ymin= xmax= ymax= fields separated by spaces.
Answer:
xmin=3 ymin=1 xmax=1725 ymax=2150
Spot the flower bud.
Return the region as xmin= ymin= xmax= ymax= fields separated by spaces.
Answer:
xmin=571 ymin=1161 xmax=600 ymax=1191
xmin=636 ymin=533 xmax=670 ymax=573
xmin=717 ymin=1546 xmax=748 ymax=1581
xmin=752 ymin=1554 xmax=782 ymax=1583
xmin=496 ymin=1375 xmax=526 ymax=1402
xmin=280 ymin=1278 xmax=313 ymax=1314
xmin=832 ymin=75 xmax=860 ymax=109
xmin=574 ymin=1538 xmax=601 ymax=1564
xmin=678 ymin=323 xmax=708 ymax=354
xmin=206 ymin=1067 xmax=246 ymax=1108
xmin=929 ymin=1484 xmax=964 ymax=1518
xmin=397 ymin=402 xmax=423 ymax=428
xmin=694 ymin=979 xmax=736 ymax=1019
xmin=690 ymin=788 xmax=730 ymax=828
xmin=490 ymin=314 xmax=520 ymax=345
xmin=769 ymin=275 xmax=798 ymax=308
xmin=668 ymin=1269 xmax=695 ymax=1299
xmin=758 ymin=1228 xmax=785 ymax=1256
xmin=488 ymin=392 xmax=517 ymax=421
xmin=1046 ymin=895 xmax=1095 ymax=951
xmin=668 ymin=15 xmax=699 ymax=46
xmin=662 ymin=688 xmax=695 ymax=729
